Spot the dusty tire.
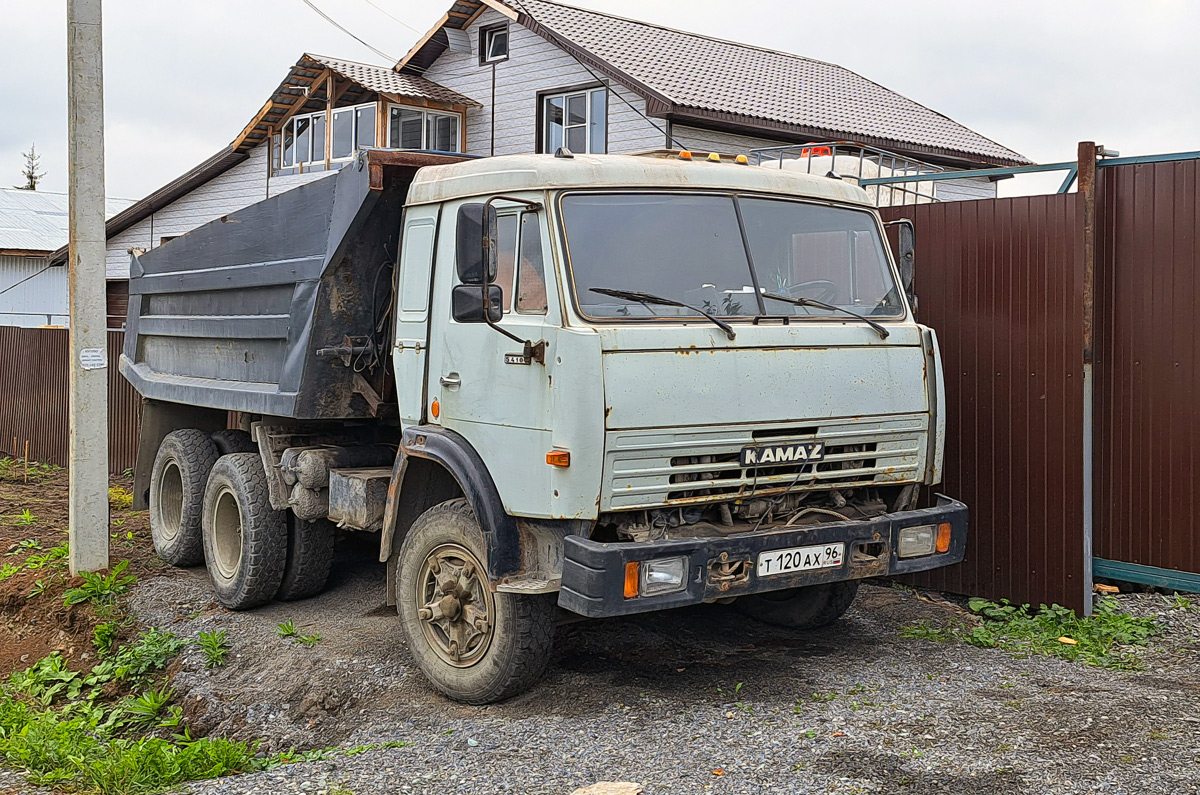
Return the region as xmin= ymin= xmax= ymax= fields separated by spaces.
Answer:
xmin=396 ymin=499 xmax=555 ymax=704
xmin=201 ymin=453 xmax=287 ymax=610
xmin=276 ymin=516 xmax=336 ymax=601
xmin=149 ymin=429 xmax=219 ymax=567
xmin=210 ymin=429 xmax=257 ymax=455
xmin=733 ymin=580 xmax=860 ymax=629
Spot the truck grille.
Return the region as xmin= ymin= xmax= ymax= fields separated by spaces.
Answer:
xmin=601 ymin=414 xmax=928 ymax=511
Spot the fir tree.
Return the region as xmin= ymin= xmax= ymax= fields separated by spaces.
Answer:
xmin=16 ymin=143 xmax=46 ymax=190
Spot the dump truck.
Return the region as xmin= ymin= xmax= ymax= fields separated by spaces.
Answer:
xmin=122 ymin=148 xmax=968 ymax=704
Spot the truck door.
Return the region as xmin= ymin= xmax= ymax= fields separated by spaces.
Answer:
xmin=426 ymin=201 xmax=559 ymax=517
xmin=393 ymin=206 xmax=439 ymax=426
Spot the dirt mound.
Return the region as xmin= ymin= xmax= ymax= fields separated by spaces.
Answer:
xmin=0 ymin=466 xmax=164 ymax=677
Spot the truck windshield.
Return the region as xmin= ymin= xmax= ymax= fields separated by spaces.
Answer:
xmin=560 ymin=192 xmax=904 ymax=320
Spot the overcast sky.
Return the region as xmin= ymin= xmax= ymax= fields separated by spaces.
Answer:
xmin=3 ymin=0 xmax=1197 ymax=200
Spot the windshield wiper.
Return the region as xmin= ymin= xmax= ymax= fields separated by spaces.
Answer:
xmin=761 ymin=291 xmax=890 ymax=339
xmin=589 ymin=288 xmax=736 ymax=340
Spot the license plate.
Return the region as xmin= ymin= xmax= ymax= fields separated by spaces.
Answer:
xmin=739 ymin=441 xmax=825 ymax=467
xmin=757 ymin=543 xmax=844 ymax=577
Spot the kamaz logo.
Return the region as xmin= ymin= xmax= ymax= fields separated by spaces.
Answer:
xmin=739 ymin=442 xmax=826 ymax=467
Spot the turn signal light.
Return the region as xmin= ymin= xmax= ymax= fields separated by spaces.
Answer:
xmin=678 ymin=150 xmax=693 ymax=160
xmin=546 ymin=450 xmax=571 ymax=467
xmin=936 ymin=522 xmax=952 ymax=553
xmin=624 ymin=562 xmax=639 ymax=598
xmin=430 ymin=399 xmax=440 ymax=419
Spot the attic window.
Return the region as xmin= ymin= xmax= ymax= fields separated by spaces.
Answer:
xmin=480 ymin=24 xmax=509 ymax=64
xmin=275 ymin=101 xmax=376 ymax=173
xmin=387 ymin=105 xmax=462 ymax=153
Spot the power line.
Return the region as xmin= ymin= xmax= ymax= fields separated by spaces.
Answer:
xmin=301 ymin=0 xmax=397 ymax=63
xmin=356 ymin=0 xmax=422 ymax=34
xmin=504 ymin=0 xmax=689 ymax=150
xmin=0 ymin=264 xmax=53 ymax=297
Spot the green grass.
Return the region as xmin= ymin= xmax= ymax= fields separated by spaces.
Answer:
xmin=0 ymin=632 xmax=260 ymax=794
xmin=198 ymin=630 xmax=231 ymax=668
xmin=63 ymin=560 xmax=137 ymax=606
xmin=7 ymin=509 xmax=37 ymax=526
xmin=275 ymin=620 xmax=320 ymax=646
xmin=0 ymin=457 xmax=59 ymax=483
xmin=901 ymin=597 xmax=1160 ymax=670
xmin=108 ymin=486 xmax=134 ymax=510
xmin=5 ymin=538 xmax=41 ymax=555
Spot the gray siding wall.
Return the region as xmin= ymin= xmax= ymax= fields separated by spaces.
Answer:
xmin=933 ymin=176 xmax=997 ymax=201
xmin=105 ymin=144 xmax=331 ymax=278
xmin=0 ymin=255 xmax=68 ymax=327
xmin=669 ymin=124 xmax=791 ymax=155
xmin=418 ymin=8 xmax=664 ymax=156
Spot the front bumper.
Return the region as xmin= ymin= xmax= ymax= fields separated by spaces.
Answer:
xmin=558 ymin=494 xmax=967 ymax=617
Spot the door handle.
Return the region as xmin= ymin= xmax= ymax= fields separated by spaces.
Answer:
xmin=439 ymin=373 xmax=461 ymax=388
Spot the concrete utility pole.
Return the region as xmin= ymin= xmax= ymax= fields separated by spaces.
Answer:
xmin=67 ymin=0 xmax=110 ymax=574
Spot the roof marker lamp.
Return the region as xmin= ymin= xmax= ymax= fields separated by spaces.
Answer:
xmin=678 ymin=150 xmax=693 ymax=160
xmin=734 ymin=155 xmax=749 ymax=165
xmin=707 ymin=152 xmax=722 ymax=162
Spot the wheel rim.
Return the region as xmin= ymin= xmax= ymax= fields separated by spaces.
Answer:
xmin=211 ymin=485 xmax=244 ymax=579
xmin=414 ymin=543 xmax=495 ymax=668
xmin=156 ymin=460 xmax=184 ymax=542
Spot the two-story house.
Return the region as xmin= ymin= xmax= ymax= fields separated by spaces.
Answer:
xmin=53 ymin=0 xmax=1030 ymax=283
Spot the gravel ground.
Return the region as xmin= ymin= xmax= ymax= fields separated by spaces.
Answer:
xmin=120 ymin=538 xmax=1200 ymax=795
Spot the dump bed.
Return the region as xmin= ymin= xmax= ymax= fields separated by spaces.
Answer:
xmin=120 ymin=150 xmax=466 ymax=419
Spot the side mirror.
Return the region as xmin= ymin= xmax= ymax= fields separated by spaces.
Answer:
xmin=884 ymin=218 xmax=917 ymax=316
xmin=894 ymin=219 xmax=915 ymax=297
xmin=452 ymin=283 xmax=503 ymax=323
xmin=456 ymin=203 xmax=498 ymax=285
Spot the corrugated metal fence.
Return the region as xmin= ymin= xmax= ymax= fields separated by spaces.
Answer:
xmin=0 ymin=326 xmax=140 ymax=474
xmin=881 ymin=197 xmax=1087 ymax=610
xmin=882 ymin=149 xmax=1200 ymax=609
xmin=1094 ymin=158 xmax=1200 ymax=585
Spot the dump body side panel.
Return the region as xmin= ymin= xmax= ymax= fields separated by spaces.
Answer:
xmin=120 ymin=150 xmax=467 ymax=420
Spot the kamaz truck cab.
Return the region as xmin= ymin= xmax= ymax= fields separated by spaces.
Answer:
xmin=122 ymin=149 xmax=966 ymax=704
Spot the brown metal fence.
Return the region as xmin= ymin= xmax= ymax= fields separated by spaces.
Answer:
xmin=1095 ymin=158 xmax=1200 ymax=580
xmin=881 ymin=197 xmax=1087 ymax=611
xmin=0 ymin=326 xmax=141 ymax=475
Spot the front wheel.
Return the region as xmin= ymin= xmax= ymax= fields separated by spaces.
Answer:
xmin=733 ymin=580 xmax=859 ymax=629
xmin=396 ymin=499 xmax=555 ymax=704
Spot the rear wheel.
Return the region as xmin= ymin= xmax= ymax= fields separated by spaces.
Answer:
xmin=733 ymin=580 xmax=860 ymax=629
xmin=149 ymin=429 xmax=219 ymax=567
xmin=210 ymin=428 xmax=258 ymax=455
xmin=201 ymin=453 xmax=287 ymax=610
xmin=276 ymin=516 xmax=336 ymax=601
xmin=396 ymin=499 xmax=555 ymax=704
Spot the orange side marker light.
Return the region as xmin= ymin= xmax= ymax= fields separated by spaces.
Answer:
xmin=936 ymin=522 xmax=952 ymax=553
xmin=546 ymin=450 xmax=571 ymax=467
xmin=623 ymin=562 xmax=639 ymax=598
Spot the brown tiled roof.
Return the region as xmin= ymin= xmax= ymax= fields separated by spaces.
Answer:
xmin=306 ymin=54 xmax=479 ymax=107
xmin=404 ymin=0 xmax=1029 ymax=167
xmin=234 ymin=53 xmax=479 ymax=154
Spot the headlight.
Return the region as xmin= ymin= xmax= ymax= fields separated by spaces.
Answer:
xmin=897 ymin=525 xmax=936 ymax=558
xmin=639 ymin=556 xmax=688 ymax=596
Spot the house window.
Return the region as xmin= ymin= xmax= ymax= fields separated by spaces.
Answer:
xmin=387 ymin=105 xmax=462 ymax=153
xmin=542 ymin=87 xmax=606 ymax=154
xmin=280 ymin=101 xmax=374 ymax=170
xmin=480 ymin=24 xmax=509 ymax=64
